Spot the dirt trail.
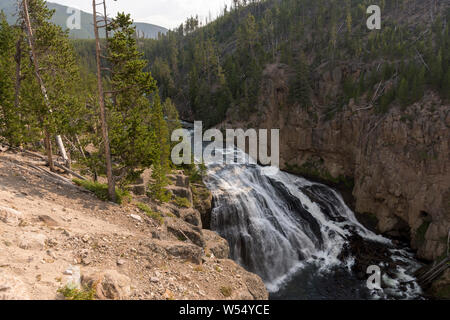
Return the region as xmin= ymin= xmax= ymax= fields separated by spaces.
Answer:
xmin=0 ymin=149 xmax=268 ymax=300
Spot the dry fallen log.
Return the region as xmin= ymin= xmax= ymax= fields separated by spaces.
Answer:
xmin=0 ymin=156 xmax=91 ymax=195
xmin=2 ymin=144 xmax=87 ymax=181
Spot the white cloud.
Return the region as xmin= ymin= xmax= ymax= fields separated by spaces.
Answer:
xmin=48 ymin=0 xmax=233 ymax=29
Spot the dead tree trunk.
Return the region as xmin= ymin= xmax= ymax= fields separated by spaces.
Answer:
xmin=43 ymin=127 xmax=54 ymax=171
xmin=21 ymin=0 xmax=70 ymax=170
xmin=93 ymin=0 xmax=116 ymax=202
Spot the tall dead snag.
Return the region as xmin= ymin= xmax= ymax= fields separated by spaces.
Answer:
xmin=21 ymin=0 xmax=70 ymax=170
xmin=92 ymin=0 xmax=116 ymax=202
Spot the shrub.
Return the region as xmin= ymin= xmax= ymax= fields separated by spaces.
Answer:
xmin=173 ymin=196 xmax=191 ymax=208
xmin=58 ymin=284 xmax=95 ymax=300
xmin=136 ymin=202 xmax=164 ymax=225
xmin=73 ymin=179 xmax=130 ymax=204
xmin=220 ymin=286 xmax=232 ymax=297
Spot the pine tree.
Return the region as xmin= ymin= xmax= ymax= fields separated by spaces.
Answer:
xmin=152 ymin=57 xmax=175 ymax=99
xmin=0 ymin=11 xmax=20 ymax=145
xmin=162 ymin=98 xmax=181 ymax=143
xmin=291 ymin=52 xmax=311 ymax=108
xmin=429 ymin=49 xmax=443 ymax=89
xmin=148 ymin=95 xmax=171 ymax=202
xmin=397 ymin=77 xmax=410 ymax=107
xmin=106 ymin=12 xmax=172 ymax=189
xmin=16 ymin=0 xmax=84 ymax=165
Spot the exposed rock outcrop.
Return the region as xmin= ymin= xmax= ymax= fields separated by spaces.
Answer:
xmin=82 ymin=270 xmax=131 ymax=300
xmin=219 ymin=63 xmax=450 ymax=263
xmin=192 ymin=183 xmax=213 ymax=229
xmin=203 ymin=230 xmax=230 ymax=259
xmin=164 ymin=242 xmax=204 ymax=264
xmin=430 ymin=269 xmax=450 ymax=299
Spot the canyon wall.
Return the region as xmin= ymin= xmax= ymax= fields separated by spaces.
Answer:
xmin=219 ymin=63 xmax=450 ymax=262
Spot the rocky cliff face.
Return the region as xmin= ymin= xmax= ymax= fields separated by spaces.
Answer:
xmin=219 ymin=63 xmax=450 ymax=263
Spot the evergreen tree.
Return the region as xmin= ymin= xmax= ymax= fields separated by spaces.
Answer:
xmin=106 ymin=12 xmax=159 ymax=186
xmin=163 ymin=98 xmax=182 ymax=143
xmin=291 ymin=52 xmax=311 ymax=107
xmin=429 ymin=49 xmax=443 ymax=89
xmin=21 ymin=0 xmax=84 ymax=168
xmin=0 ymin=11 xmax=20 ymax=145
xmin=149 ymin=95 xmax=171 ymax=202
xmin=397 ymin=77 xmax=409 ymax=107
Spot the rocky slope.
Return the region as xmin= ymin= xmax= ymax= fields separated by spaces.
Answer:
xmin=218 ymin=62 xmax=450 ymax=267
xmin=0 ymin=148 xmax=268 ymax=300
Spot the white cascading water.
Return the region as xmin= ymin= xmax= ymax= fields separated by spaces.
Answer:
xmin=202 ymin=147 xmax=423 ymax=299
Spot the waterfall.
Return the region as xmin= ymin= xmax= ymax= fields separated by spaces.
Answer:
xmin=203 ymin=147 xmax=423 ymax=299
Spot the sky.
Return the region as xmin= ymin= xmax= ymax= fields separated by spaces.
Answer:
xmin=49 ymin=0 xmax=233 ymax=29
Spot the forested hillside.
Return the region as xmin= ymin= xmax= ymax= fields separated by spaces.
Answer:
xmin=97 ymin=0 xmax=450 ymax=274
xmin=0 ymin=0 xmax=167 ymax=39
xmin=112 ymin=0 xmax=448 ymax=127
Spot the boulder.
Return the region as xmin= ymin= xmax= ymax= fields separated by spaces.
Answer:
xmin=166 ymin=218 xmax=205 ymax=248
xmin=18 ymin=233 xmax=46 ymax=250
xmin=131 ymin=169 xmax=152 ymax=186
xmin=164 ymin=243 xmax=204 ymax=264
xmin=176 ymin=175 xmax=190 ymax=188
xmin=168 ymin=186 xmax=193 ymax=203
xmin=0 ymin=274 xmax=30 ymax=300
xmin=0 ymin=207 xmax=23 ymax=226
xmin=203 ymin=230 xmax=230 ymax=259
xmin=64 ymin=265 xmax=81 ymax=289
xmin=129 ymin=184 xmax=146 ymax=196
xmin=82 ymin=270 xmax=131 ymax=300
xmin=179 ymin=208 xmax=202 ymax=228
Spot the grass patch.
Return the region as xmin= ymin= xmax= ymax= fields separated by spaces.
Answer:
xmin=193 ymin=266 xmax=204 ymax=272
xmin=136 ymin=202 xmax=164 ymax=225
xmin=58 ymin=284 xmax=95 ymax=300
xmin=220 ymin=286 xmax=232 ymax=297
xmin=73 ymin=179 xmax=130 ymax=204
xmin=173 ymin=196 xmax=191 ymax=208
